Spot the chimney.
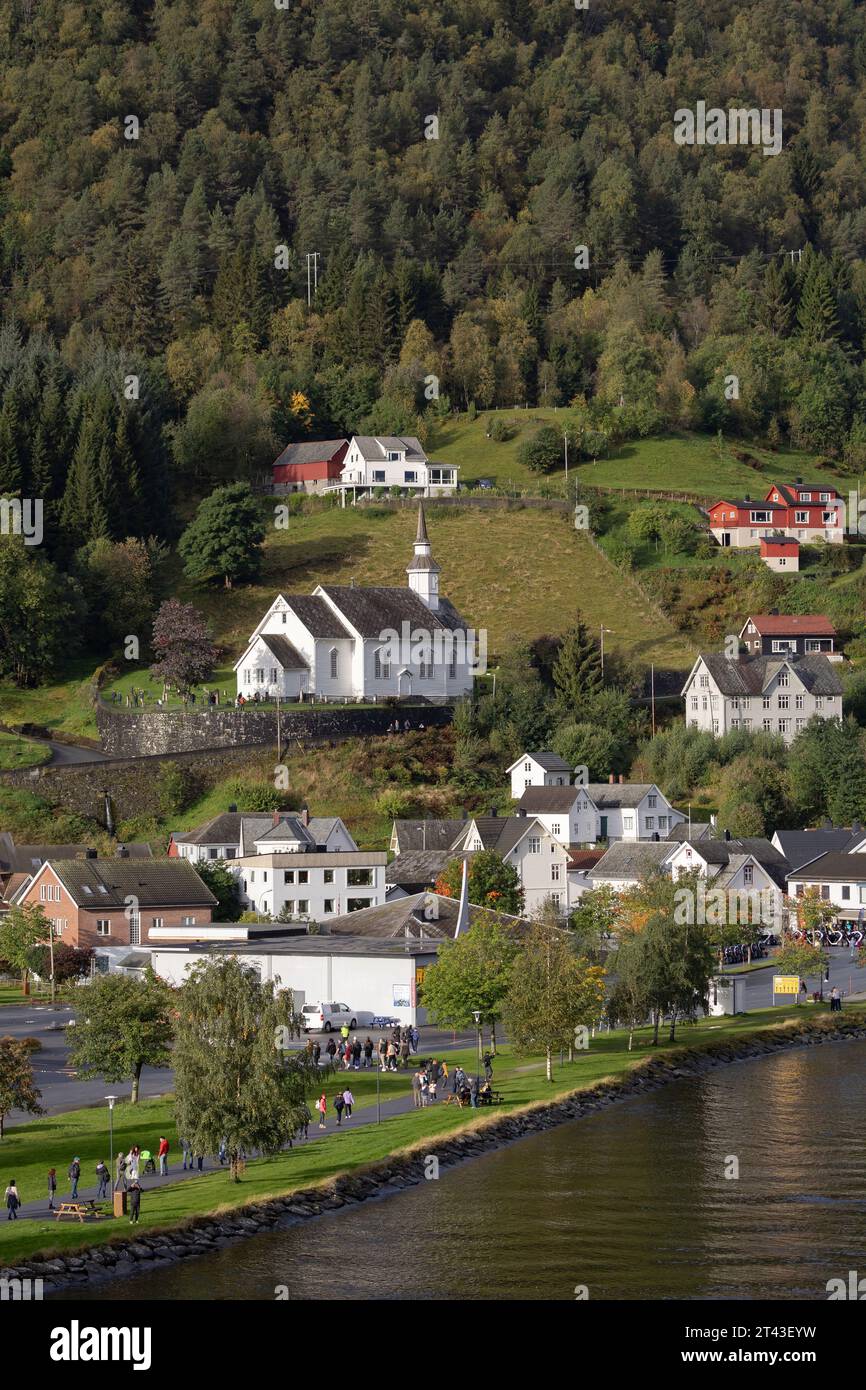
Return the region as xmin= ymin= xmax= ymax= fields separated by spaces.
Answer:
xmin=744 ymin=494 xmax=750 ymax=502
xmin=273 ymin=810 xmax=280 ymax=826
xmin=489 ymin=806 xmax=497 ymax=818
xmin=724 ymin=828 xmax=731 ymax=842
xmin=519 ymin=808 xmax=526 ymax=818
xmin=852 ymin=821 xmax=862 ymax=836
xmin=228 ymin=803 xmax=237 ymax=814
xmin=795 ymin=476 xmax=802 ymax=484
xmin=822 ymin=817 xmax=833 ymax=830
xmin=350 ymin=577 xmax=356 ymax=589
xmin=116 ymin=846 xmax=129 ymax=859
xmin=85 ymin=848 xmax=97 ymax=859
xmin=301 ymin=806 xmax=310 ymax=827
xmin=609 ymin=774 xmax=615 ymax=784
xmin=619 ymin=774 xmax=624 ymax=784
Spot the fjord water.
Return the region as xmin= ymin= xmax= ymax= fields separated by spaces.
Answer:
xmin=72 ymin=1038 xmax=866 ymax=1301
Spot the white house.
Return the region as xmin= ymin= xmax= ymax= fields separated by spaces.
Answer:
xmin=515 ymin=786 xmax=600 ymax=846
xmin=235 ymin=850 xmax=388 ymax=922
xmin=339 ymin=436 xmax=458 ymax=496
xmin=170 ymin=810 xmax=357 ymax=863
xmin=588 ymin=840 xmax=676 ymax=894
xmin=583 ymin=781 xmax=684 ymax=842
xmin=682 ymin=653 xmax=843 ymax=743
xmin=507 ymin=751 xmax=573 ymax=798
xmin=667 ymin=835 xmax=790 ymax=930
xmin=457 ymin=814 xmax=572 ymax=916
xmin=235 ymin=505 xmax=476 ymax=702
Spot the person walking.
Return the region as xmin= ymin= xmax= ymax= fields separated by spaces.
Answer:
xmin=410 ymin=1026 xmax=419 ymax=1054
xmin=334 ymin=1091 xmax=345 ymax=1126
xmin=299 ymin=1104 xmax=312 ymax=1139
xmin=68 ymin=1156 xmax=81 ymax=1200
xmin=427 ymin=1072 xmax=438 ymax=1104
xmin=831 ymin=985 xmax=842 ymax=1012
xmin=180 ymin=1137 xmax=192 ymax=1171
xmin=218 ymin=1139 xmax=227 ymax=1167
xmin=363 ymin=1036 xmax=373 ymax=1069
xmin=342 ymin=1087 xmax=354 ymax=1119
xmin=126 ymin=1147 xmax=140 ymax=1182
xmin=399 ymin=1037 xmax=410 ymax=1069
xmin=115 ymin=1151 xmax=127 ymax=1191
xmin=482 ymin=1051 xmax=494 ymax=1081
xmin=195 ymin=1151 xmax=204 ymax=1172
xmin=95 ymin=1160 xmax=110 ymax=1199
xmin=412 ymin=1070 xmax=423 ymax=1108
xmin=352 ymin=1036 xmax=362 ymax=1070
xmin=312 ymin=1041 xmax=321 ymax=1067
xmin=419 ymin=1068 xmax=429 ymax=1106
xmin=5 ymin=1180 xmax=20 ymax=1220
xmin=377 ymin=1036 xmax=387 ymax=1069
xmin=469 ymin=1074 xmax=479 ymax=1109
xmin=387 ymin=1039 xmax=398 ymax=1072
xmin=326 ymin=1037 xmax=337 ymax=1063
xmin=157 ymin=1136 xmax=170 ymax=1176
xmin=128 ymin=1180 xmax=142 ymax=1226
xmin=440 ymin=1059 xmax=449 ymax=1088
xmin=47 ymin=1167 xmax=57 ymax=1211
xmin=316 ymin=1092 xmax=327 ymax=1129
xmin=340 ymin=1021 xmax=350 ymax=1048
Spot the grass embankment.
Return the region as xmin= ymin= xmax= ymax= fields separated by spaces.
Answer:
xmin=0 ymin=660 xmax=100 ymax=743
xmin=0 ymin=984 xmax=51 ymax=1006
xmin=0 ymin=1001 xmax=857 ymax=1267
xmin=0 ymin=733 xmax=51 ymax=770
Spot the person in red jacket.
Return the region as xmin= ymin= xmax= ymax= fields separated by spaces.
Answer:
xmin=157 ymin=1135 xmax=170 ymax=1176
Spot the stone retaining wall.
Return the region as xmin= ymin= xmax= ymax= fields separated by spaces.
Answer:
xmin=7 ymin=1013 xmax=864 ymax=1294
xmin=95 ymin=701 xmax=454 ymax=758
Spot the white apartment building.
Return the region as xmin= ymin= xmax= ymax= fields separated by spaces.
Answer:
xmin=235 ymin=850 xmax=388 ymax=922
xmin=682 ymin=653 xmax=843 ymax=744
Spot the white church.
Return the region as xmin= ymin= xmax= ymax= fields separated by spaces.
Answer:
xmin=235 ymin=505 xmax=478 ymax=703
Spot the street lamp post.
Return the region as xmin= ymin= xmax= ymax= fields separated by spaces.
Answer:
xmin=375 ymin=1052 xmax=381 ymax=1125
xmin=472 ymin=1008 xmax=482 ymax=1078
xmin=106 ymin=1095 xmax=117 ymax=1178
xmin=600 ymin=626 xmax=613 ymax=679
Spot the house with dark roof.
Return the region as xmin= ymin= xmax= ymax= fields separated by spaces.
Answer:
xmin=739 ymin=613 xmax=840 ymax=660
xmin=169 ymin=809 xmax=358 ymax=863
xmin=514 ymin=780 xmax=684 ymax=844
xmin=271 ymin=439 xmax=349 ymax=493
xmin=682 ymin=652 xmax=843 ymax=743
xmin=389 ymin=819 xmax=468 ymax=855
xmin=234 ymin=504 xmax=477 ymax=702
xmin=339 ymin=436 xmax=458 ymax=497
xmin=0 ymin=834 xmax=152 ymax=909
xmin=507 ymin=751 xmax=573 ymax=797
xmin=15 ymin=857 xmax=218 ymax=952
xmin=759 ymin=534 xmax=800 ymax=572
xmin=786 ymin=851 xmax=866 ymax=923
xmin=771 ymin=824 xmax=866 ymax=872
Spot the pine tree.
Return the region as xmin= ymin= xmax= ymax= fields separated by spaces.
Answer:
xmin=552 ymin=616 xmax=604 ymax=716
xmin=797 ymin=255 xmax=840 ymax=343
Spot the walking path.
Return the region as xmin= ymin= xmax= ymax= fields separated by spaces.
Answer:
xmin=6 ymin=1061 xmax=483 ymax=1224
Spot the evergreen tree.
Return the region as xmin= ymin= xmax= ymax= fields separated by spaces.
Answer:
xmin=178 ymin=482 xmax=266 ymax=588
xmin=552 ymin=617 xmax=604 ymax=716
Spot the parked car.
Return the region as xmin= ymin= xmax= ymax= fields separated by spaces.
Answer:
xmin=301 ymin=1001 xmax=371 ymax=1032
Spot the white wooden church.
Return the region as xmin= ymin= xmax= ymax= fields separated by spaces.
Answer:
xmin=235 ymin=505 xmax=477 ymax=703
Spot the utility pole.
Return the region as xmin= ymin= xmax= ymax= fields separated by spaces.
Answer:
xmin=305 ymin=252 xmax=319 ymax=306
xmin=600 ymin=626 xmax=613 ymax=679
xmin=564 ymin=430 xmax=568 ymax=488
xmin=651 ymin=662 xmax=656 ymax=738
xmin=276 ymin=690 xmax=281 ymax=763
xmin=48 ymin=921 xmax=56 ymax=1007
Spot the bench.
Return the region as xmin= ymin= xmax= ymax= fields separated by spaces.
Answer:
xmin=54 ymin=1201 xmax=105 ymax=1223
xmin=478 ymin=1090 xmax=504 ymax=1107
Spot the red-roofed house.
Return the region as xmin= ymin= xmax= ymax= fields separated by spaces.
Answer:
xmin=739 ymin=613 xmax=840 ymax=659
xmin=272 ymin=440 xmax=349 ymax=493
xmin=759 ymin=534 xmax=799 ymax=571
xmin=707 ymin=480 xmax=844 ymax=548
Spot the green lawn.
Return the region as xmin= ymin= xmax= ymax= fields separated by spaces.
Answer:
xmin=0 ymin=732 xmax=51 ymax=771
xmin=0 ymin=659 xmax=101 ymax=742
xmin=0 ymin=1002 xmax=856 ymax=1267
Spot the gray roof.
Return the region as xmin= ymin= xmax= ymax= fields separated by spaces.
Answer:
xmin=273 ymin=440 xmax=347 ymax=468
xmin=773 ymin=828 xmax=862 ymax=871
xmin=282 ymin=595 xmax=353 ymax=639
xmin=350 ymin=436 xmax=427 ymax=463
xmin=252 ymin=819 xmax=315 ymax=848
xmin=586 ymin=783 xmax=658 ymax=810
xmin=528 ymin=751 xmax=571 ymax=772
xmin=517 ymin=787 xmax=584 ymax=814
xmin=325 ymin=891 xmax=524 ymax=939
xmin=385 ymin=850 xmax=465 ymax=887
xmin=665 ymin=822 xmax=711 ymax=842
xmin=47 ymin=858 xmax=218 ymax=909
xmin=0 ymin=833 xmax=152 ymax=875
xmin=678 ymin=837 xmax=790 ymax=889
xmin=689 ymin=653 xmax=843 ymax=697
xmin=157 ymin=934 xmax=437 ymax=959
xmin=257 ymin=633 xmax=308 ymax=670
xmin=318 ymin=585 xmax=467 ymax=637
xmin=591 ymin=841 xmax=674 ymax=880
xmin=467 ymin=816 xmax=555 ymax=854
xmin=789 ymin=851 xmax=866 ymax=882
xmin=393 ymin=819 xmax=468 ymax=852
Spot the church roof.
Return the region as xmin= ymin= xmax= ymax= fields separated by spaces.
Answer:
xmin=281 ymin=596 xmax=353 ymax=639
xmin=258 ymin=634 xmax=308 ymax=669
xmin=318 ymin=586 xmax=466 ymax=636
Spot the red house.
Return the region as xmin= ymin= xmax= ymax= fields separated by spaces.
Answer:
xmin=707 ymin=480 xmax=844 ymax=549
xmin=758 ymin=535 xmax=800 ymax=571
xmin=272 ymin=440 xmax=349 ymax=494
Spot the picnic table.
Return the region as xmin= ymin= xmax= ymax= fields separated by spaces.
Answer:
xmin=54 ymin=1200 xmax=106 ymax=1223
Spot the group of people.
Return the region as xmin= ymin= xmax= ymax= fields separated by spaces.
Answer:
xmin=313 ymin=1087 xmax=355 ymax=1129
xmin=411 ymin=1055 xmax=494 ymax=1108
xmin=308 ymin=1024 xmax=421 ymax=1072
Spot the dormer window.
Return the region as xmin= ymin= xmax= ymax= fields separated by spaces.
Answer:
xmin=387 ymin=451 xmax=401 ymax=461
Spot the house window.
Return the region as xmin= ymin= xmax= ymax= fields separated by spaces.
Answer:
xmin=551 ymin=864 xmax=560 ymax=882
xmin=699 ymin=675 xmax=709 ymax=688
xmin=373 ymin=469 xmax=386 ymax=482
xmin=795 ymin=511 xmax=808 ymax=524
xmin=298 ymin=870 xmax=309 ymax=884
xmin=763 ymin=696 xmax=771 ymax=710
xmin=284 ymin=870 xmax=295 ymax=884
xmin=347 ymin=898 xmax=370 ymax=912
xmin=771 ymin=640 xmax=795 ymax=653
xmin=815 ymin=697 xmax=823 ymax=711
xmin=181 ymin=916 xmax=196 ymax=926
xmin=819 ymin=886 xmax=830 ymax=901
xmin=842 ymin=886 xmax=851 ymax=901
xmin=324 ymin=869 xmax=334 ymax=884
xmin=96 ymin=919 xmax=111 ymax=936
xmin=419 ymin=660 xmax=433 ymax=680
xmin=374 ymin=649 xmax=391 ymax=680
xmin=404 ymin=471 xmax=417 ymax=483
xmin=256 ymin=668 xmax=265 ymax=684
xmin=778 ymin=719 xmax=790 ymax=734
xmin=648 ymin=795 xmax=657 ymax=808
xmin=778 ymin=695 xmax=789 ymax=710
xmin=778 ymin=672 xmax=788 ymax=687
xmin=690 ymin=696 xmax=698 ymax=710
xmin=330 ymin=648 xmax=338 ymax=679
xmin=152 ymin=917 xmax=165 ymax=928
xmin=387 ymin=451 xmax=400 ymax=461
xmin=528 ymin=837 xmax=541 ymax=853
xmin=297 ymin=900 xmax=309 ymax=914
xmin=763 ymin=718 xmax=772 ymax=731
xmin=448 ymin=651 xmax=457 ymax=679
xmin=743 ymin=864 xmax=753 ymax=885
xmin=243 ymin=669 xmax=250 ymax=684
xmin=347 ymin=869 xmax=373 ymax=886
xmin=795 ymin=694 xmax=805 ymax=709
xmin=429 ymin=468 xmax=451 ymax=485
xmin=658 ymin=816 xmax=668 ymax=830
xmin=324 ymin=899 xmax=334 ymax=914
xmin=646 ymin=816 xmax=655 ymax=829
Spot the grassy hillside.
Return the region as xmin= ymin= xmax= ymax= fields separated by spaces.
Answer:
xmin=430 ymin=411 xmax=849 ymax=500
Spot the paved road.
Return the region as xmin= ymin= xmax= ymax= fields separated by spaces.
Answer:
xmin=735 ymin=947 xmax=866 ymax=1008
xmin=45 ymin=740 xmax=107 ymax=765
xmin=0 ymin=1001 xmax=476 ymax=1121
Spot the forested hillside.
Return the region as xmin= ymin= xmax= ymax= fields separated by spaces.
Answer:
xmin=2 ymin=0 xmax=866 ymax=675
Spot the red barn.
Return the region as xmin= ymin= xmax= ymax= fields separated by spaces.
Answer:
xmin=272 ymin=440 xmax=349 ymax=493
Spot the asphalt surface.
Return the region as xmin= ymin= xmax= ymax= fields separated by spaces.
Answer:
xmin=733 ymin=947 xmax=866 ymax=1007
xmin=0 ymin=1000 xmax=476 ymax=1120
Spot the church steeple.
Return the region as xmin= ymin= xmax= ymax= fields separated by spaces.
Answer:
xmin=406 ymin=501 xmax=441 ymax=610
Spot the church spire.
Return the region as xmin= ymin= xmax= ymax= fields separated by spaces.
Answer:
xmin=406 ymin=501 xmax=441 ymax=610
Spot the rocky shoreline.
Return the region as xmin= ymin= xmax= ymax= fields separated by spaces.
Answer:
xmin=8 ymin=1013 xmax=865 ymax=1296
